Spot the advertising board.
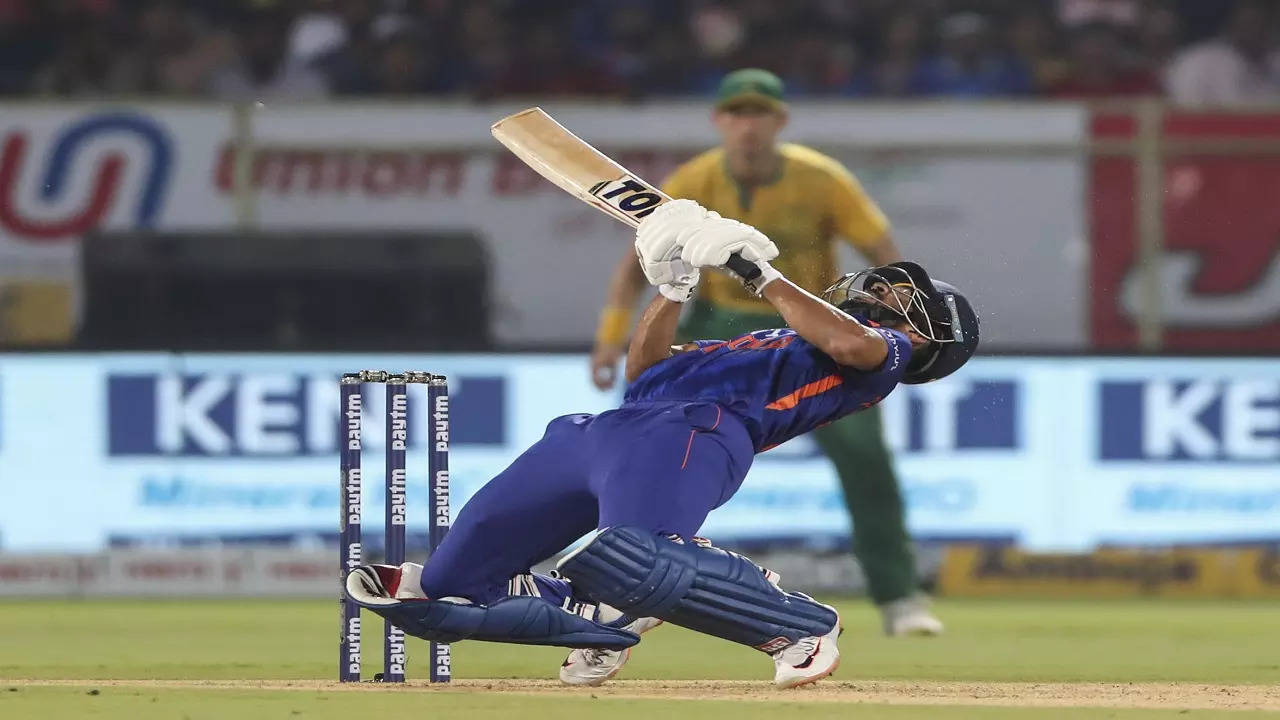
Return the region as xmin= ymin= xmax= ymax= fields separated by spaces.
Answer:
xmin=1 ymin=353 xmax=1274 ymax=553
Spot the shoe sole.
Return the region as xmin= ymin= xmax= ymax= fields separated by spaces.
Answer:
xmin=777 ymin=654 xmax=840 ymax=689
xmin=777 ymin=617 xmax=843 ymax=690
xmin=560 ymin=647 xmax=631 ymax=687
xmin=559 ymin=618 xmax=664 ymax=687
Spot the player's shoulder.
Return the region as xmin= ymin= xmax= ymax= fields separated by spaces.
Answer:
xmin=868 ymin=326 xmax=912 ymax=380
xmin=666 ymin=147 xmax=725 ymax=185
xmin=779 ymin=143 xmax=855 ymax=182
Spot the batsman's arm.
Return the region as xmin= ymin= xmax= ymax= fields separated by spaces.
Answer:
xmin=624 ymin=292 xmax=683 ymax=384
xmin=678 ymin=213 xmax=887 ymax=371
xmin=761 ymin=278 xmax=887 ymax=371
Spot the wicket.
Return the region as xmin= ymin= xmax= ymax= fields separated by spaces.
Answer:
xmin=339 ymin=370 xmax=451 ymax=683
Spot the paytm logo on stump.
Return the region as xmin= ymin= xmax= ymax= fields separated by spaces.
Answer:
xmin=1100 ymin=380 xmax=1280 ymax=461
xmin=107 ymin=373 xmax=504 ymax=456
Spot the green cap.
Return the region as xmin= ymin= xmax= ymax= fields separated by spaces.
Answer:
xmin=715 ymin=68 xmax=786 ymax=111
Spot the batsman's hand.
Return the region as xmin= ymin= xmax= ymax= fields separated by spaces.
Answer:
xmin=680 ymin=217 xmax=778 ymax=267
xmin=681 ymin=217 xmax=782 ymax=295
xmin=634 ymin=199 xmax=715 ymax=302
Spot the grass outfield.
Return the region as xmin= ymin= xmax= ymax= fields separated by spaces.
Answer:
xmin=1 ymin=597 xmax=1277 ymax=718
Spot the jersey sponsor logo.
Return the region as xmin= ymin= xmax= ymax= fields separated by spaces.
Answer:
xmin=106 ymin=373 xmax=504 ymax=456
xmin=880 ymin=329 xmax=902 ymax=372
xmin=0 ymin=113 xmax=172 ymax=242
xmin=701 ymin=329 xmax=797 ymax=354
xmin=1099 ymin=379 xmax=1280 ymax=461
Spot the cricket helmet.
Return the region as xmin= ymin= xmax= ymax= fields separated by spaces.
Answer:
xmin=822 ymin=261 xmax=980 ymax=384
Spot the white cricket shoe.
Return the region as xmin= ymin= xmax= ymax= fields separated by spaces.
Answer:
xmin=559 ymin=615 xmax=663 ymax=686
xmin=880 ymin=594 xmax=944 ymax=636
xmin=771 ymin=613 xmax=842 ymax=689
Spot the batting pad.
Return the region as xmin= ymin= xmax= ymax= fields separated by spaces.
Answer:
xmin=348 ymin=592 xmax=639 ymax=650
xmin=557 ymin=526 xmax=837 ymax=653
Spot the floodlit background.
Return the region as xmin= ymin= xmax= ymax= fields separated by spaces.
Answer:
xmin=0 ymin=0 xmax=1277 ymax=622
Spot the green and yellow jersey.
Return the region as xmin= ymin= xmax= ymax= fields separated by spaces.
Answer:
xmin=662 ymin=143 xmax=889 ymax=313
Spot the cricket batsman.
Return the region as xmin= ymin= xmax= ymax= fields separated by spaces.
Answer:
xmin=346 ymin=200 xmax=979 ymax=688
xmin=590 ymin=69 xmax=943 ymax=638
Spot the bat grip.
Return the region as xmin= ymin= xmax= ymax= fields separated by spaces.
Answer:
xmin=725 ymin=253 xmax=761 ymax=282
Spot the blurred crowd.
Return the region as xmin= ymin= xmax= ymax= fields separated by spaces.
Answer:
xmin=2 ymin=0 xmax=1279 ymax=105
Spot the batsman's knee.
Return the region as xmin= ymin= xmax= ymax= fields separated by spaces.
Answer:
xmin=557 ymin=526 xmax=836 ymax=652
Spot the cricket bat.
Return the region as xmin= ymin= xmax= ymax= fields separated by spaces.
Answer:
xmin=490 ymin=107 xmax=760 ymax=280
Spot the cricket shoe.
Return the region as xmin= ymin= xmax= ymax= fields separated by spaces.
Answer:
xmin=880 ymin=594 xmax=944 ymax=637
xmin=771 ymin=611 xmax=842 ymax=689
xmin=558 ymin=614 xmax=663 ymax=686
xmin=345 ymin=563 xmax=431 ymax=603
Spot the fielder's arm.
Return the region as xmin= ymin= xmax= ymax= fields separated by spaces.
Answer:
xmin=624 ymin=293 xmax=683 ymax=384
xmin=587 ymin=248 xmax=650 ymax=389
xmin=858 ymin=232 xmax=903 ymax=266
xmin=596 ymin=249 xmax=649 ymax=342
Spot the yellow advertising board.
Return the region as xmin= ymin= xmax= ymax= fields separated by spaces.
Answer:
xmin=1232 ymin=548 xmax=1280 ymax=598
xmin=0 ymin=280 xmax=73 ymax=345
xmin=939 ymin=546 xmax=1280 ymax=598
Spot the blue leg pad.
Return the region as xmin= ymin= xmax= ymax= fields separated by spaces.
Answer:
xmin=348 ymin=593 xmax=639 ymax=650
xmin=557 ymin=526 xmax=837 ymax=653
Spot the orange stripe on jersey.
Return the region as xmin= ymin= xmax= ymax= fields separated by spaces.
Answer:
xmin=765 ymin=374 xmax=844 ymax=411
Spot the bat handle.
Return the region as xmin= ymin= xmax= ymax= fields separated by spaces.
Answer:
xmin=725 ymin=253 xmax=762 ymax=282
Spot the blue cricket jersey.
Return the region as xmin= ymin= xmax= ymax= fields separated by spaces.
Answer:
xmin=624 ymin=324 xmax=912 ymax=452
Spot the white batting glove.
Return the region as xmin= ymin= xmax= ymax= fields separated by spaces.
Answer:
xmin=634 ymin=199 xmax=714 ymax=302
xmin=657 ymin=267 xmax=700 ymax=303
xmin=680 ymin=217 xmax=782 ymax=295
xmin=636 ymin=199 xmax=708 ymax=258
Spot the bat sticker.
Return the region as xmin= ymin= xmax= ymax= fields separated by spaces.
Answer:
xmin=588 ymin=175 xmax=663 ymax=221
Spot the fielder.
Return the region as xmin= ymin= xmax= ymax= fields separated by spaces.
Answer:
xmin=346 ymin=200 xmax=979 ymax=688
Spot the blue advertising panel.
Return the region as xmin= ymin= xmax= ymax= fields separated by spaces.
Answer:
xmin=0 ymin=353 xmax=1275 ymax=552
